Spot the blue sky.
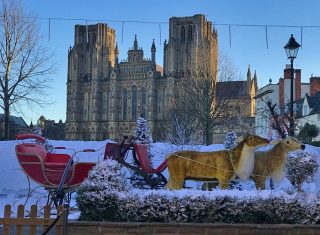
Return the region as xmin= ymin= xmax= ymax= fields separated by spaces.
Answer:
xmin=18 ymin=0 xmax=320 ymax=124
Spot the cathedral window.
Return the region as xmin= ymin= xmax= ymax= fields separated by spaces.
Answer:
xmin=131 ymin=86 xmax=137 ymax=120
xmin=84 ymin=92 xmax=89 ymax=121
xmin=122 ymin=89 xmax=127 ymax=120
xmin=154 ymin=90 xmax=157 ymax=118
xmin=188 ymin=25 xmax=192 ymax=41
xmin=102 ymin=91 xmax=109 ymax=120
xmin=141 ymin=88 xmax=147 ymax=118
xmin=181 ymin=26 xmax=185 ymax=43
xmin=92 ymin=33 xmax=96 ymax=44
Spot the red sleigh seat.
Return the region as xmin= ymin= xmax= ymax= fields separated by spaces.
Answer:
xmin=16 ymin=136 xmax=95 ymax=189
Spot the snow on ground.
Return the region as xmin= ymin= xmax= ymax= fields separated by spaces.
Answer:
xmin=0 ymin=138 xmax=320 ymax=220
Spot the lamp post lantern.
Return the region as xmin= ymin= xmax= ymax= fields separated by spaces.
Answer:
xmin=284 ymin=34 xmax=300 ymax=137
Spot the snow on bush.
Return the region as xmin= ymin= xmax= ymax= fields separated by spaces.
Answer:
xmin=286 ymin=150 xmax=319 ymax=192
xmin=78 ymin=186 xmax=313 ymax=223
xmin=131 ymin=117 xmax=154 ymax=188
xmin=224 ymin=131 xmax=237 ymax=150
xmin=76 ymin=159 xmax=130 ymax=220
xmin=134 ymin=116 xmax=153 ymax=146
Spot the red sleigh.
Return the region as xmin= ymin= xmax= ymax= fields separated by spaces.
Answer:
xmin=15 ymin=133 xmax=96 ymax=206
xmin=15 ymin=133 xmax=168 ymax=205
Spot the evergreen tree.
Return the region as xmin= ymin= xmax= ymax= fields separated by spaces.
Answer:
xmin=297 ymin=123 xmax=319 ymax=144
xmin=130 ymin=117 xmax=154 ymax=188
xmin=134 ymin=116 xmax=153 ymax=145
xmin=224 ymin=131 xmax=238 ymax=149
xmin=286 ymin=150 xmax=319 ymax=192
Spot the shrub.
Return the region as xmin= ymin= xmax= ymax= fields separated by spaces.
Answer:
xmin=78 ymin=188 xmax=312 ymax=223
xmin=297 ymin=123 xmax=319 ymax=144
xmin=76 ymin=159 xmax=129 ymax=221
xmin=286 ymin=151 xmax=319 ymax=192
xmin=224 ymin=131 xmax=237 ymax=150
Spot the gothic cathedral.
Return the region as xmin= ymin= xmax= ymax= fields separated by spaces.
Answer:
xmin=65 ymin=14 xmax=218 ymax=141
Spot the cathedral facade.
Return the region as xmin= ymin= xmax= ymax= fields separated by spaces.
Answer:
xmin=65 ymin=14 xmax=218 ymax=141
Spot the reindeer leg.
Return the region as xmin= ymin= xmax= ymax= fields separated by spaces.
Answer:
xmin=219 ymin=177 xmax=230 ymax=189
xmin=164 ymin=177 xmax=173 ymax=190
xmin=166 ymin=174 xmax=185 ymax=190
xmin=220 ymin=181 xmax=229 ymax=189
xmin=253 ymin=176 xmax=266 ymax=190
xmin=219 ymin=173 xmax=233 ymax=190
xmin=172 ymin=180 xmax=184 ymax=190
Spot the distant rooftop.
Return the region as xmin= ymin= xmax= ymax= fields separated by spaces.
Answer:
xmin=0 ymin=114 xmax=28 ymax=127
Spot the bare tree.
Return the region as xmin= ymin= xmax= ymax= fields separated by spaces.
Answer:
xmin=167 ymin=51 xmax=240 ymax=145
xmin=267 ymin=101 xmax=289 ymax=138
xmin=0 ymin=0 xmax=54 ymax=139
xmin=163 ymin=115 xmax=199 ymax=148
xmin=256 ymin=98 xmax=295 ymax=139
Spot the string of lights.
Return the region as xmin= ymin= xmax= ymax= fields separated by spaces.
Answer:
xmin=15 ymin=16 xmax=316 ymax=68
xmin=15 ymin=16 xmax=320 ymax=49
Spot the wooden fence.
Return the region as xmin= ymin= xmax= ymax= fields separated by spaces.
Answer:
xmin=0 ymin=204 xmax=64 ymax=235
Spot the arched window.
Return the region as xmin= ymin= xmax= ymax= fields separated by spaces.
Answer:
xmin=122 ymin=89 xmax=127 ymax=120
xmin=92 ymin=33 xmax=96 ymax=43
xmin=84 ymin=92 xmax=89 ymax=121
xmin=102 ymin=91 xmax=109 ymax=120
xmin=131 ymin=86 xmax=137 ymax=120
xmin=141 ymin=87 xmax=147 ymax=118
xmin=103 ymin=130 xmax=108 ymax=140
xmin=154 ymin=90 xmax=158 ymax=118
xmin=188 ymin=25 xmax=192 ymax=41
xmin=181 ymin=26 xmax=185 ymax=43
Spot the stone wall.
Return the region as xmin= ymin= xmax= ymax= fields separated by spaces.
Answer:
xmin=67 ymin=221 xmax=320 ymax=235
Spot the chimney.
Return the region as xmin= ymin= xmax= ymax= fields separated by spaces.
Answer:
xmin=284 ymin=64 xmax=291 ymax=80
xmin=295 ymin=69 xmax=301 ymax=100
xmin=279 ymin=78 xmax=284 ymax=108
xmin=310 ymin=77 xmax=320 ymax=96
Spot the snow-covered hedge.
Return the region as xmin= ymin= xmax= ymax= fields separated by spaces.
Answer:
xmin=77 ymin=190 xmax=316 ymax=223
xmin=76 ymin=159 xmax=130 ymax=221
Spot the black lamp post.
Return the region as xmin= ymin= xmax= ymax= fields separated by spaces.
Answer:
xmin=284 ymin=34 xmax=300 ymax=137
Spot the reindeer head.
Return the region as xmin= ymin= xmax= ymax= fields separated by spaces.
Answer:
xmin=242 ymin=134 xmax=270 ymax=148
xmin=271 ymin=136 xmax=305 ymax=152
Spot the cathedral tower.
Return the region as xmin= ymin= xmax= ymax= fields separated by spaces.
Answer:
xmin=163 ymin=14 xmax=218 ymax=80
xmin=66 ymin=23 xmax=116 ymax=140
